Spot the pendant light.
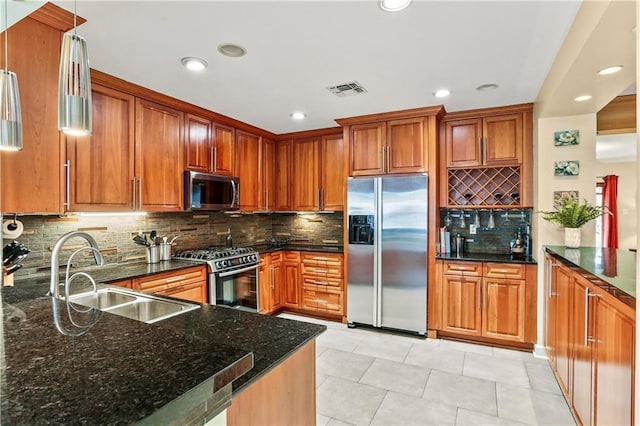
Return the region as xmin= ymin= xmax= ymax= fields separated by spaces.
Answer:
xmin=0 ymin=0 xmax=22 ymax=151
xmin=58 ymin=0 xmax=91 ymax=136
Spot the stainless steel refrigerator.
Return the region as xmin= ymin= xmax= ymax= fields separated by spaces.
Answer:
xmin=347 ymin=175 xmax=427 ymax=335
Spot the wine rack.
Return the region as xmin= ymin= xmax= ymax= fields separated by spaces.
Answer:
xmin=448 ymin=166 xmax=521 ymax=207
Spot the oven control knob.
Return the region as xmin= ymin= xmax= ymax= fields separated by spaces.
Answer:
xmin=215 ymin=261 xmax=222 ymax=268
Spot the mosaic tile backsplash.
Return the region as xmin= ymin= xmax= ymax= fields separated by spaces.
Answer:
xmin=7 ymin=212 xmax=343 ymax=278
xmin=440 ymin=208 xmax=533 ymax=255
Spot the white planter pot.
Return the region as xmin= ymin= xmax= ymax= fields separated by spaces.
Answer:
xmin=564 ymin=227 xmax=581 ymax=248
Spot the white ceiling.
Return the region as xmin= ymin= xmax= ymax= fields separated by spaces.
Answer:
xmin=43 ymin=0 xmax=582 ymax=135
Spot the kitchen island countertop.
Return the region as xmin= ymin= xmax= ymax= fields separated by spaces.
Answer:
xmin=545 ymin=245 xmax=636 ymax=303
xmin=1 ymin=266 xmax=325 ymax=424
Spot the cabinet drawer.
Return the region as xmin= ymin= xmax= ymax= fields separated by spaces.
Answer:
xmin=483 ymin=263 xmax=525 ymax=279
xmin=302 ymin=288 xmax=343 ymax=314
xmin=444 ymin=261 xmax=482 ymax=276
xmin=283 ymin=251 xmax=300 ymax=261
xmin=134 ymin=266 xmax=207 ymax=292
xmin=156 ymin=282 xmax=205 ymax=304
xmin=270 ymin=252 xmax=282 ymax=262
xmin=300 ymin=252 xmax=343 ymax=267
xmin=301 ymin=264 xmax=343 ymax=278
xmin=302 ymin=276 xmax=343 ymax=289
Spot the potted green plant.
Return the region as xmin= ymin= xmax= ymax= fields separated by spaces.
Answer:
xmin=539 ymin=198 xmax=609 ymax=248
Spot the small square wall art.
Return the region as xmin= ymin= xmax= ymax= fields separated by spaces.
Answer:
xmin=554 ymin=160 xmax=580 ymax=176
xmin=554 ymin=129 xmax=579 ymax=146
xmin=553 ymin=190 xmax=579 ymax=209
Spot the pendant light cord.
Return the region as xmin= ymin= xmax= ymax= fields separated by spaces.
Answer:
xmin=4 ymin=0 xmax=7 ymax=73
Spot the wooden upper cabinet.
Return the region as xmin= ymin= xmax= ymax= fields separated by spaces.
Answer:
xmin=386 ymin=117 xmax=427 ymax=174
xmin=135 ymin=98 xmax=184 ymax=211
xmin=483 ymin=114 xmax=522 ymax=165
xmin=444 ymin=119 xmax=482 ymax=167
xmin=184 ymin=114 xmax=212 ymax=173
xmin=212 ymin=123 xmax=235 ymax=176
xmin=349 ymin=122 xmax=386 ymax=176
xmin=320 ymin=134 xmax=344 ymax=210
xmin=260 ymin=138 xmax=276 ymax=211
xmin=67 ymin=84 xmax=135 ymax=211
xmin=292 ymin=138 xmax=320 ymax=210
xmin=445 ymin=113 xmax=523 ymax=168
xmin=274 ymin=140 xmax=292 ymax=211
xmin=236 ymin=130 xmax=261 ymax=211
xmin=1 ymin=12 xmax=65 ymax=214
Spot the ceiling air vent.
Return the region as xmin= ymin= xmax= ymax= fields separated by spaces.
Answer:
xmin=327 ymin=81 xmax=368 ymax=97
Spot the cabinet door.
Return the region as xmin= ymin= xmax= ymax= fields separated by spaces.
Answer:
xmin=258 ymin=255 xmax=272 ymax=314
xmin=483 ymin=114 xmax=522 ymax=165
xmin=320 ymin=134 xmax=344 ymax=210
xmin=571 ymin=274 xmax=593 ymax=426
xmin=348 ymin=122 xmax=385 ymax=176
xmin=67 ymin=84 xmax=135 ymax=211
xmin=444 ymin=118 xmax=482 ymax=168
xmin=185 ymin=114 xmax=212 ymax=173
xmin=236 ymin=130 xmax=261 ymax=211
xmin=159 ymin=282 xmax=206 ymax=304
xmin=283 ymin=261 xmax=300 ymax=307
xmin=594 ymin=295 xmax=635 ymax=426
xmin=553 ymin=263 xmax=572 ymax=395
xmin=386 ymin=117 xmax=426 ymax=174
xmin=212 ymin=122 xmax=235 ymax=176
xmin=1 ymin=16 xmax=63 ymax=213
xmin=272 ymin=261 xmax=284 ymax=308
xmin=274 ymin=140 xmax=292 ymax=211
xmin=260 ymin=139 xmax=276 ymax=211
xmin=441 ymin=275 xmax=482 ymax=336
xmin=292 ymin=138 xmax=320 ymax=211
xmin=135 ymin=99 xmax=184 ymax=211
xmin=481 ymin=277 xmax=525 ymax=342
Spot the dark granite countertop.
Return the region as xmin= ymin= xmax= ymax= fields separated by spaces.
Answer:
xmin=1 ymin=264 xmax=326 ymax=424
xmin=546 ymin=246 xmax=636 ymax=300
xmin=435 ymin=252 xmax=537 ymax=264
xmin=253 ymin=243 xmax=343 ymax=254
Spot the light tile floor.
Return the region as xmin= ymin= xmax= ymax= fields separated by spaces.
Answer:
xmin=278 ymin=313 xmax=576 ymax=426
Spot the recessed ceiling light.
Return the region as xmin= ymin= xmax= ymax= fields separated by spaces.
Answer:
xmin=434 ymin=89 xmax=451 ymax=98
xmin=379 ymin=0 xmax=411 ymax=12
xmin=181 ymin=57 xmax=207 ymax=71
xmin=597 ymin=65 xmax=623 ymax=75
xmin=476 ymin=83 xmax=499 ymax=91
xmin=217 ymin=43 xmax=247 ymax=58
xmin=574 ymin=95 xmax=592 ymax=102
xmin=291 ymin=112 xmax=306 ymax=120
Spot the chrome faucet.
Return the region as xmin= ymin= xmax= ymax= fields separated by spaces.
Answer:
xmin=50 ymin=231 xmax=104 ymax=299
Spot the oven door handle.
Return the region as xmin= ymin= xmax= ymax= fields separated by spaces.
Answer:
xmin=216 ymin=264 xmax=259 ymax=277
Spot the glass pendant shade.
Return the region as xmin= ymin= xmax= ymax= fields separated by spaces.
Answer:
xmin=58 ymin=32 xmax=92 ymax=136
xmin=0 ymin=69 xmax=22 ymax=151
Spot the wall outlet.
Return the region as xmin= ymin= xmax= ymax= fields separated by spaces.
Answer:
xmin=469 ymin=224 xmax=477 ymax=235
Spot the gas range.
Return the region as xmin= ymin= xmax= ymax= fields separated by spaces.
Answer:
xmin=174 ymin=246 xmax=259 ymax=275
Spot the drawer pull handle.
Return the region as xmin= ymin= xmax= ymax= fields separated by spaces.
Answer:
xmin=313 ymin=281 xmax=329 ymax=286
xmin=312 ymin=269 xmax=328 ymax=273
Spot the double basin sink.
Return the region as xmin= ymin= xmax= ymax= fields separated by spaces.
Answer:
xmin=68 ymin=287 xmax=200 ymax=323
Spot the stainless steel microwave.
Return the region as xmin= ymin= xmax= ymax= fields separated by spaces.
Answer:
xmin=184 ymin=171 xmax=239 ymax=211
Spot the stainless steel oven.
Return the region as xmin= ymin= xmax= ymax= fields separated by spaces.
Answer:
xmin=174 ymin=247 xmax=260 ymax=312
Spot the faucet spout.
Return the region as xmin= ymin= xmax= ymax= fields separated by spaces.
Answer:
xmin=50 ymin=231 xmax=104 ymax=299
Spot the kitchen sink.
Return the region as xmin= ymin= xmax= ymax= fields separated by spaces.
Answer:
xmin=67 ymin=287 xmax=200 ymax=324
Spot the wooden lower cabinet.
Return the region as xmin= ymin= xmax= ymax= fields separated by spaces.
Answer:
xmin=131 ymin=265 xmax=207 ymax=304
xmin=258 ymin=253 xmax=283 ymax=314
xmin=438 ymin=260 xmax=535 ymax=345
xmin=282 ymin=252 xmax=300 ymax=308
xmin=300 ymin=252 xmax=344 ymax=316
xmin=545 ymin=253 xmax=635 ymax=426
xmin=227 ymin=340 xmax=317 ymax=425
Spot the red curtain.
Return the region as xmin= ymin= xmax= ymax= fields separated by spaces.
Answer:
xmin=602 ymin=175 xmax=618 ymax=248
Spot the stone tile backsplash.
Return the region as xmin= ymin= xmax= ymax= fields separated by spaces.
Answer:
xmin=440 ymin=208 xmax=533 ymax=254
xmin=7 ymin=212 xmax=344 ymax=278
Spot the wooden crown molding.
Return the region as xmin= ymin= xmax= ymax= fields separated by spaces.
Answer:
xmin=335 ymin=105 xmax=446 ymax=126
xmin=28 ymin=2 xmax=86 ymax=33
xmin=276 ymin=127 xmax=342 ymax=141
xmin=442 ymin=103 xmax=533 ymax=121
